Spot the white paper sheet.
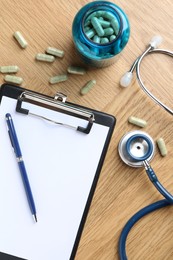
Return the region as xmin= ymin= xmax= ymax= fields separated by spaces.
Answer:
xmin=0 ymin=96 xmax=109 ymax=260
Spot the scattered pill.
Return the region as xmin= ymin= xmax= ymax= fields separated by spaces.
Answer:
xmin=46 ymin=47 xmax=64 ymax=58
xmin=4 ymin=75 xmax=23 ymax=85
xmin=128 ymin=116 xmax=147 ymax=128
xmin=100 ymin=37 xmax=109 ymax=44
xmin=157 ymin=138 xmax=167 ymax=157
xmin=13 ymin=31 xmax=28 ymax=49
xmin=91 ymin=17 xmax=104 ymax=37
xmin=49 ymin=74 xmax=68 ymax=84
xmin=67 ymin=66 xmax=86 ymax=75
xmin=80 ymin=80 xmax=96 ymax=95
xmin=0 ymin=65 xmax=19 ymax=73
xmin=35 ymin=53 xmax=55 ymax=62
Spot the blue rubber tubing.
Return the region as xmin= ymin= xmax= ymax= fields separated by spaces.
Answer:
xmin=118 ymin=199 xmax=171 ymax=260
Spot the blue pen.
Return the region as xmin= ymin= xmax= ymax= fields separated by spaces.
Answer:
xmin=5 ymin=113 xmax=37 ymax=222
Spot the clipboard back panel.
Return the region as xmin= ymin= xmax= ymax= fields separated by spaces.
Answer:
xmin=0 ymin=84 xmax=115 ymax=260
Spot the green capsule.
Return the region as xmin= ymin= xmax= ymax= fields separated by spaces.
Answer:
xmin=103 ymin=27 xmax=114 ymax=36
xmin=46 ymin=47 xmax=64 ymax=58
xmin=4 ymin=75 xmax=23 ymax=84
xmin=128 ymin=116 xmax=147 ymax=128
xmin=85 ymin=29 xmax=95 ymax=39
xmin=98 ymin=19 xmax=111 ymax=28
xmin=80 ymin=80 xmax=96 ymax=95
xmin=67 ymin=66 xmax=86 ymax=75
xmin=157 ymin=138 xmax=167 ymax=157
xmin=93 ymin=35 xmax=101 ymax=43
xmin=49 ymin=74 xmax=68 ymax=84
xmin=91 ymin=17 xmax=104 ymax=37
xmin=100 ymin=37 xmax=109 ymax=44
xmin=85 ymin=12 xmax=97 ymax=25
xmin=0 ymin=65 xmax=19 ymax=73
xmin=84 ymin=20 xmax=91 ymax=27
xmin=13 ymin=31 xmax=28 ymax=49
xmin=111 ymin=18 xmax=120 ymax=35
xmin=103 ymin=11 xmax=115 ymax=20
xmin=96 ymin=11 xmax=105 ymax=17
xmin=110 ymin=35 xmax=116 ymax=41
xmin=36 ymin=53 xmax=55 ymax=62
xmin=98 ymin=17 xmax=104 ymax=21
xmin=84 ymin=26 xmax=91 ymax=33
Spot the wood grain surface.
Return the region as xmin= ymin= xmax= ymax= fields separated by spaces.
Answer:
xmin=0 ymin=0 xmax=173 ymax=259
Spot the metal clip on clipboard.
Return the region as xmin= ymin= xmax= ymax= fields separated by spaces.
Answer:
xmin=16 ymin=91 xmax=95 ymax=134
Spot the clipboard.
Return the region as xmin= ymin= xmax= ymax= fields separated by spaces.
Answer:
xmin=0 ymin=83 xmax=116 ymax=260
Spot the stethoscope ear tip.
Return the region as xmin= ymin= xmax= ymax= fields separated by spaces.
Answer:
xmin=120 ymin=71 xmax=133 ymax=88
xmin=118 ymin=130 xmax=155 ymax=167
xmin=149 ymin=35 xmax=163 ymax=48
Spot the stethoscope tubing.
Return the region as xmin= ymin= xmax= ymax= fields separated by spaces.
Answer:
xmin=132 ymin=47 xmax=173 ymax=116
xmin=118 ymin=199 xmax=170 ymax=260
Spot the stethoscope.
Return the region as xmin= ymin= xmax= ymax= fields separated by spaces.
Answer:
xmin=118 ymin=130 xmax=173 ymax=204
xmin=117 ymin=36 xmax=173 ymax=260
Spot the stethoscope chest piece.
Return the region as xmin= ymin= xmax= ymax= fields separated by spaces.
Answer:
xmin=118 ymin=130 xmax=155 ymax=167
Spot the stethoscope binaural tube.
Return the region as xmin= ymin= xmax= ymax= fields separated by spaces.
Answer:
xmin=120 ymin=35 xmax=173 ymax=116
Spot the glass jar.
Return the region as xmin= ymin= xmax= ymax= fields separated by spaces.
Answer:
xmin=72 ymin=1 xmax=130 ymax=68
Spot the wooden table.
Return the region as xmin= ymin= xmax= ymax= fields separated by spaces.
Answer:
xmin=1 ymin=0 xmax=173 ymax=259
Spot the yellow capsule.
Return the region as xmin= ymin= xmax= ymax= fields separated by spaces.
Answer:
xmin=128 ymin=116 xmax=147 ymax=128
xmin=157 ymin=138 xmax=167 ymax=157
xmin=80 ymin=80 xmax=96 ymax=95
xmin=4 ymin=75 xmax=23 ymax=85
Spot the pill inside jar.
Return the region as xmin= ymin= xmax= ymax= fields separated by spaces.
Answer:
xmin=84 ymin=11 xmax=120 ymax=43
xmin=72 ymin=2 xmax=130 ymax=67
